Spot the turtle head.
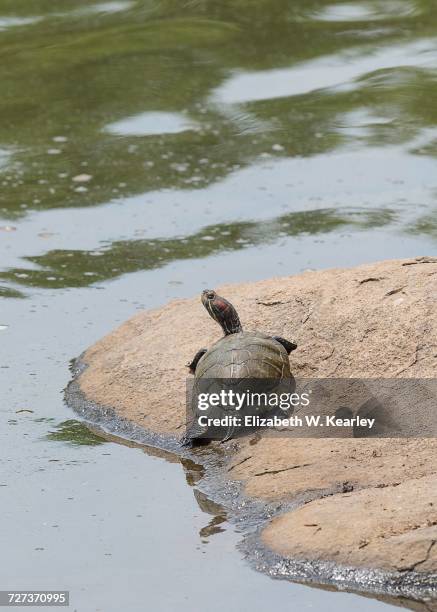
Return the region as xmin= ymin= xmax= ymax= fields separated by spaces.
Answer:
xmin=201 ymin=290 xmax=242 ymax=336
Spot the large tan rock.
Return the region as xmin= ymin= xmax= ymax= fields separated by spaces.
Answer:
xmin=70 ymin=257 xmax=437 ymax=595
xmin=262 ymin=474 xmax=437 ymax=573
xmin=78 ymin=256 xmax=437 ymax=436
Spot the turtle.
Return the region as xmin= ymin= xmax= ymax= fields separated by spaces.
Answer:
xmin=182 ymin=289 xmax=297 ymax=444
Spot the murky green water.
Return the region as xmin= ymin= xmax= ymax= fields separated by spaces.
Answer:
xmin=1 ymin=1 xmax=436 ymax=610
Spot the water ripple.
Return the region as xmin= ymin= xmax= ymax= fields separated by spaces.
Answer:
xmin=212 ymin=38 xmax=437 ymax=104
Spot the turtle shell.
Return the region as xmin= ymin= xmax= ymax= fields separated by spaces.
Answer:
xmin=195 ymin=331 xmax=292 ymax=379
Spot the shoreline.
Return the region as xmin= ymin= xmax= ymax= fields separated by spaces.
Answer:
xmin=66 ymin=357 xmax=437 ymax=608
xmin=65 ymin=258 xmax=437 ymax=609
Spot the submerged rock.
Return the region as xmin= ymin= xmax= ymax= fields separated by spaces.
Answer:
xmin=67 ymin=257 xmax=437 ymax=601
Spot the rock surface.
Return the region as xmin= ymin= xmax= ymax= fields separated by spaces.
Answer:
xmin=78 ymin=256 xmax=437 ymax=433
xmin=70 ymin=257 xmax=437 ymax=595
xmin=262 ymin=474 xmax=437 ymax=573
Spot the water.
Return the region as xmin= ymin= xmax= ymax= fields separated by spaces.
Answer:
xmin=1 ymin=0 xmax=436 ymax=610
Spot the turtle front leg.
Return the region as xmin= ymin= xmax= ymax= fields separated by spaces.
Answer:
xmin=272 ymin=336 xmax=297 ymax=355
xmin=187 ymin=348 xmax=207 ymax=374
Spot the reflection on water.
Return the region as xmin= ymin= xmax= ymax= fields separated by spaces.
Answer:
xmin=311 ymin=1 xmax=419 ymax=22
xmin=193 ymin=489 xmax=228 ymax=541
xmin=46 ymin=419 xmax=107 ymax=446
xmin=212 ymin=38 xmax=437 ymax=103
xmin=105 ymin=111 xmax=200 ymax=136
xmin=75 ymin=1 xmax=135 ymax=16
xmin=0 ymin=2 xmax=436 ymax=609
xmin=46 ymin=420 xmax=226 ymax=543
xmin=0 ymin=0 xmax=436 ymax=231
xmin=1 ymin=208 xmax=394 ymax=289
xmin=0 ymin=148 xmax=11 ymax=168
xmin=182 ymin=457 xmax=206 ymax=486
xmin=0 ymin=15 xmax=41 ymax=30
xmin=0 ymin=285 xmax=22 ymax=298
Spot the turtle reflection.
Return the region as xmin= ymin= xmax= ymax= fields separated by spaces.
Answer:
xmin=194 ymin=489 xmax=228 ymax=542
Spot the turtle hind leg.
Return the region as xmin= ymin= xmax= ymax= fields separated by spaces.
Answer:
xmin=272 ymin=336 xmax=297 ymax=354
xmin=180 ymin=433 xmax=207 ymax=448
xmin=179 ymin=416 xmax=210 ymax=447
xmin=186 ymin=348 xmax=207 ymax=374
xmin=179 ymin=433 xmax=193 ymax=447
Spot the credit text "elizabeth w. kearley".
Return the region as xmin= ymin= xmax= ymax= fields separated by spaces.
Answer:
xmin=197 ymin=415 xmax=376 ymax=429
